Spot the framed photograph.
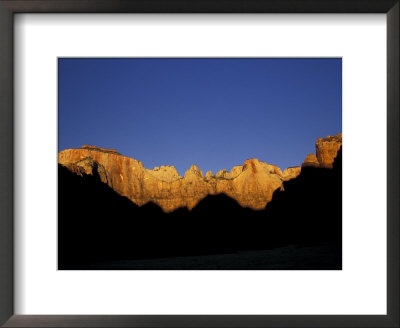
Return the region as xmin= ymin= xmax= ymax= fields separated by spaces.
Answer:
xmin=0 ymin=1 xmax=398 ymax=327
xmin=57 ymin=57 xmax=342 ymax=271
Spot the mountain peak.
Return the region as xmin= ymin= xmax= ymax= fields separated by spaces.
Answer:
xmin=243 ymin=158 xmax=262 ymax=174
xmin=184 ymin=164 xmax=204 ymax=178
xmin=302 ymin=153 xmax=320 ymax=168
xmin=147 ymin=165 xmax=181 ymax=182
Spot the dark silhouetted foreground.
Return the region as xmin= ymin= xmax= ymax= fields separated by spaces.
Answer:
xmin=58 ymin=149 xmax=341 ymax=270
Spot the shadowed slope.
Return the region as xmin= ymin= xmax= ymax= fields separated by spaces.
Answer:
xmin=265 ymin=147 xmax=342 ymax=246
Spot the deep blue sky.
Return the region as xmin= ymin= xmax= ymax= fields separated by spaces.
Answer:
xmin=58 ymin=58 xmax=341 ymax=176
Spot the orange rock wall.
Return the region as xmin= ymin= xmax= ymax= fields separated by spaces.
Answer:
xmin=316 ymin=133 xmax=342 ymax=168
xmin=59 ymin=151 xmax=299 ymax=212
xmin=59 ymin=134 xmax=341 ymax=212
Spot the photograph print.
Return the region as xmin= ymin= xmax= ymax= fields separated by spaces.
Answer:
xmin=58 ymin=58 xmax=342 ymax=270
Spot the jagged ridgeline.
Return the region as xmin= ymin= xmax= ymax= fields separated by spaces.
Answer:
xmin=58 ymin=134 xmax=342 ymax=269
xmin=58 ymin=134 xmax=341 ymax=212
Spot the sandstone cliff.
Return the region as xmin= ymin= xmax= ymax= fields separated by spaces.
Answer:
xmin=315 ymin=133 xmax=342 ymax=168
xmin=302 ymin=153 xmax=320 ymax=168
xmin=302 ymin=133 xmax=342 ymax=168
xmin=59 ymin=134 xmax=341 ymax=212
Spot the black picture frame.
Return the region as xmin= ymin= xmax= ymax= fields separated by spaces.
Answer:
xmin=0 ymin=1 xmax=398 ymax=327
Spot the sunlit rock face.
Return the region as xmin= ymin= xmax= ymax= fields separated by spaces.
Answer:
xmin=282 ymin=167 xmax=302 ymax=180
xmin=301 ymin=133 xmax=342 ymax=169
xmin=302 ymin=153 xmax=320 ymax=168
xmin=62 ymin=157 xmax=109 ymax=184
xmin=58 ymin=134 xmax=341 ymax=212
xmin=316 ymin=133 xmax=342 ymax=168
xmin=59 ymin=148 xmax=293 ymax=212
xmin=59 ymin=147 xmax=147 ymax=206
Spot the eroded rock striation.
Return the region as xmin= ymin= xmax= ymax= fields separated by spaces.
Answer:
xmin=59 ymin=134 xmax=341 ymax=212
